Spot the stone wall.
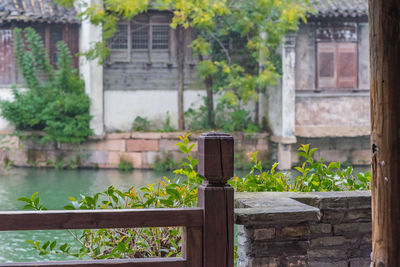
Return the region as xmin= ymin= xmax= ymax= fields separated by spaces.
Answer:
xmin=235 ymin=191 xmax=371 ymax=267
xmin=0 ymin=132 xmax=269 ymax=169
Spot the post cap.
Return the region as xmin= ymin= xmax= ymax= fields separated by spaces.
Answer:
xmin=198 ymin=132 xmax=234 ymax=185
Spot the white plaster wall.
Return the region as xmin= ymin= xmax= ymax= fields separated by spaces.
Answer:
xmin=0 ymin=88 xmax=15 ymax=131
xmin=79 ymin=0 xmax=104 ymax=135
xmin=104 ymin=90 xmax=207 ymax=131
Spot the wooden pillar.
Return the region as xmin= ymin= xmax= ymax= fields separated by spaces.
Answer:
xmin=197 ymin=132 xmax=234 ymax=267
xmin=369 ymin=1 xmax=400 ymax=266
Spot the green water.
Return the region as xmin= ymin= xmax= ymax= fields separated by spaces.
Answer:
xmin=0 ymin=168 xmax=172 ymax=263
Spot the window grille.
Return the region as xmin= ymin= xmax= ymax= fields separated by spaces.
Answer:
xmin=132 ymin=23 xmax=149 ymax=49
xmin=50 ymin=27 xmax=63 ymax=65
xmin=152 ymin=25 xmax=169 ymax=49
xmin=110 ymin=24 xmax=128 ymax=49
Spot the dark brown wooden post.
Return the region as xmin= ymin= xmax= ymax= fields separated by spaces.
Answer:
xmin=369 ymin=0 xmax=400 ymax=266
xmin=197 ymin=132 xmax=234 ymax=267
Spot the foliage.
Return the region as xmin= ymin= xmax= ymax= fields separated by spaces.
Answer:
xmin=118 ymin=160 xmax=134 ymax=172
xmin=229 ymin=145 xmax=371 ymax=192
xmin=184 ymin=97 xmax=213 ymax=131
xmin=19 ymin=134 xmax=201 ymax=259
xmin=161 ymin=112 xmax=176 ymax=132
xmin=132 ymin=116 xmax=151 ymax=132
xmin=54 ymin=0 xmax=311 ymax=130
xmin=152 ymin=152 xmax=181 ymax=172
xmin=0 ymin=28 xmax=92 ymax=144
xmin=19 ymin=140 xmax=370 ymax=260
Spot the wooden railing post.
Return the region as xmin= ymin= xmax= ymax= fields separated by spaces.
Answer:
xmin=197 ymin=132 xmax=234 ymax=267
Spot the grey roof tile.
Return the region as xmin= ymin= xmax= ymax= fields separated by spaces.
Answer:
xmin=0 ymin=0 xmax=79 ymax=24
xmin=309 ymin=0 xmax=368 ymax=18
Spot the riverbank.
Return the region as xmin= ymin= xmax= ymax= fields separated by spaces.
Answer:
xmin=0 ymin=132 xmax=270 ymax=170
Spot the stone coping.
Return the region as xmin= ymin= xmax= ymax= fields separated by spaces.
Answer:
xmin=234 ymin=191 xmax=371 ymax=226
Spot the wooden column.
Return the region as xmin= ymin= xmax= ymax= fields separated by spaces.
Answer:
xmin=197 ymin=132 xmax=234 ymax=267
xmin=369 ymin=1 xmax=400 ymax=266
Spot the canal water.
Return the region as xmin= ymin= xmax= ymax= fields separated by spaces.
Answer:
xmin=0 ymin=168 xmax=172 ymax=263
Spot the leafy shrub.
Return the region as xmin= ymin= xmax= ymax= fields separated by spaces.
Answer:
xmin=118 ymin=160 xmax=134 ymax=172
xmin=152 ymin=152 xmax=181 ymax=172
xmin=132 ymin=116 xmax=151 ymax=132
xmin=0 ymin=28 xmax=92 ymax=143
xmin=161 ymin=112 xmax=176 ymax=132
xmin=18 ymin=140 xmax=370 ymax=259
xmin=19 ymin=134 xmax=200 ymax=259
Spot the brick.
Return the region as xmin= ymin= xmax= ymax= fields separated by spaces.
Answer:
xmin=283 ymin=256 xmax=307 ymax=267
xmin=159 ymin=139 xmax=179 ymax=151
xmin=308 ymin=248 xmax=347 ymax=260
xmin=251 ymin=241 xmax=309 ymax=257
xmin=249 ymin=257 xmax=278 ymax=267
xmin=344 ymin=209 xmax=371 ymax=222
xmin=83 ymin=139 xmax=126 ymax=152
xmin=311 ymin=236 xmax=357 ymax=247
xmin=349 ymin=259 xmax=371 ymax=267
xmin=308 ymin=261 xmax=348 ymax=267
xmin=87 ymin=150 xmax=108 ymax=165
xmin=106 ymin=133 xmax=131 ymax=139
xmin=253 ymin=228 xmax=276 ymax=240
xmin=108 ymin=152 xmax=142 ymax=168
xmin=131 ymin=132 xmax=162 ymax=139
xmin=145 ymin=151 xmax=163 ymax=165
xmin=310 ymin=224 xmax=332 ymax=235
xmin=281 ymin=226 xmax=310 ymax=238
xmin=126 ymin=139 xmax=159 ymax=152
xmin=334 ymin=223 xmax=371 ymax=235
xmin=321 ymin=209 xmax=345 ymax=224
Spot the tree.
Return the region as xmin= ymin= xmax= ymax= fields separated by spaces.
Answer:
xmin=0 ymin=27 xmax=92 ymax=143
xmin=56 ymin=0 xmax=310 ymax=131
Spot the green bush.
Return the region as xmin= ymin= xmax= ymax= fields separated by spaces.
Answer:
xmin=0 ymin=28 xmax=92 ymax=144
xmin=118 ymin=160 xmax=134 ymax=172
xmin=132 ymin=116 xmax=151 ymax=132
xmin=18 ymin=138 xmax=370 ymax=259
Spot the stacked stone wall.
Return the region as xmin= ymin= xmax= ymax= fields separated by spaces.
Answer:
xmin=235 ymin=191 xmax=371 ymax=267
xmin=0 ymin=132 xmax=269 ymax=169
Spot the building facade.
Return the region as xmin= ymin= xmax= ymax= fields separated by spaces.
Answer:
xmin=268 ymin=0 xmax=370 ymax=169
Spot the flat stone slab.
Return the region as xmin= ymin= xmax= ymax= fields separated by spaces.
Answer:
xmin=235 ymin=197 xmax=320 ymax=226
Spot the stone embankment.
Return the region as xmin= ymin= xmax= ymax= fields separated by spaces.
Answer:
xmin=0 ymin=132 xmax=269 ymax=169
xmin=235 ymin=191 xmax=371 ymax=267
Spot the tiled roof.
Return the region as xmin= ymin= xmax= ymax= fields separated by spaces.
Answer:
xmin=309 ymin=0 xmax=368 ymax=18
xmin=0 ymin=0 xmax=79 ymax=24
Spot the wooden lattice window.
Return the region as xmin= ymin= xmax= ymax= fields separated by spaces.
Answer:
xmin=317 ymin=42 xmax=358 ymax=89
xmin=110 ymin=24 xmax=128 ymax=49
xmin=108 ymin=13 xmax=171 ymax=62
xmin=152 ymin=25 xmax=169 ymax=50
xmin=131 ymin=23 xmax=149 ymax=49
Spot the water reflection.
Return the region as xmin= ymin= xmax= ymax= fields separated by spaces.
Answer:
xmin=0 ymin=168 xmax=169 ymax=262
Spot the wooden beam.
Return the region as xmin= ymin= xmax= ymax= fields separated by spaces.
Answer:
xmin=0 ymin=208 xmax=203 ymax=231
xmin=369 ymin=0 xmax=400 ymax=266
xmin=0 ymin=257 xmax=186 ymax=267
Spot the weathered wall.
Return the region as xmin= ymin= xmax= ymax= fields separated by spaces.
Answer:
xmin=0 ymin=132 xmax=269 ymax=169
xmin=104 ymin=89 xmax=206 ymax=131
xmin=235 ymin=191 xmax=371 ymax=267
xmin=295 ymin=94 xmax=370 ymax=137
xmin=290 ymin=136 xmax=371 ymax=166
xmin=293 ymin=22 xmax=370 ymax=139
xmin=0 ymin=88 xmax=14 ymax=131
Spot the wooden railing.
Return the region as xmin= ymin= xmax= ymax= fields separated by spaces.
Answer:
xmin=0 ymin=132 xmax=234 ymax=267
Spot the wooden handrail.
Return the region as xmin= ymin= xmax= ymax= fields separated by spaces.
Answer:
xmin=0 ymin=133 xmax=234 ymax=267
xmin=0 ymin=208 xmax=203 ymax=231
xmin=0 ymin=257 xmax=186 ymax=267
